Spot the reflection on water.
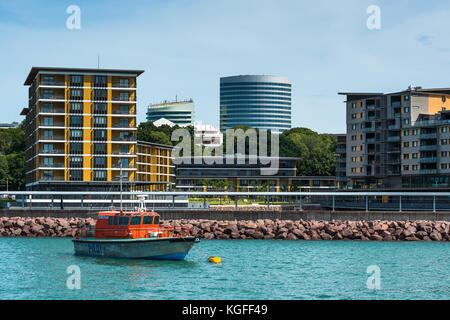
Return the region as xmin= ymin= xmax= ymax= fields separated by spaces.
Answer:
xmin=0 ymin=238 xmax=448 ymax=300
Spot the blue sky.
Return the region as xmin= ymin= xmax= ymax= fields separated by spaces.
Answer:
xmin=1 ymin=0 xmax=450 ymax=133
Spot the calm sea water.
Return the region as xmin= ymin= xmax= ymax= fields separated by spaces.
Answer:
xmin=0 ymin=238 xmax=448 ymax=300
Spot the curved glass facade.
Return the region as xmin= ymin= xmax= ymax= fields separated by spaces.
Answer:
xmin=220 ymin=75 xmax=292 ymax=133
xmin=146 ymin=100 xmax=195 ymax=126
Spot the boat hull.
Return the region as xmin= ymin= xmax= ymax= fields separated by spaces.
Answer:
xmin=72 ymin=237 xmax=196 ymax=260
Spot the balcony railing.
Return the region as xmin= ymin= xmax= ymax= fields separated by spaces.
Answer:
xmin=39 ymin=94 xmax=65 ymax=100
xmin=40 ymin=149 xmax=65 ymax=155
xmin=39 ymin=135 xmax=65 ymax=141
xmin=391 ymin=101 xmax=401 ymax=107
xmin=419 ymin=157 xmax=437 ymax=163
xmin=420 ymin=169 xmax=437 ymax=174
xmin=363 ymin=127 xmax=375 ymax=132
xmin=41 ymin=81 xmax=65 ymax=86
xmin=112 ymin=123 xmax=132 ymax=128
xmin=387 ymin=136 xmax=400 ymax=142
xmin=420 ymin=133 xmax=437 ymax=139
xmin=40 ymin=163 xmax=65 ymax=168
xmin=335 ymin=148 xmax=346 ymax=153
xmin=112 ymin=110 xmax=133 ymax=115
xmin=419 ymin=145 xmax=437 ymax=151
xmin=40 ymin=122 xmax=65 ymax=127
xmin=366 ymin=105 xmax=375 ymax=110
xmin=112 ymin=136 xmax=136 ymax=142
xmin=112 ymin=96 xmax=135 ymax=102
xmin=112 ymin=83 xmax=134 ymax=88
xmin=40 ymin=109 xmax=65 ymax=114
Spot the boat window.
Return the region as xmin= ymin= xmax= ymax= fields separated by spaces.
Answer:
xmin=153 ymin=216 xmax=159 ymax=225
xmin=130 ymin=216 xmax=142 ymax=225
xmin=108 ymin=216 xmax=114 ymax=225
xmin=119 ymin=216 xmax=130 ymax=226
xmin=113 ymin=215 xmax=118 ymax=225
xmin=142 ymin=216 xmax=153 ymax=225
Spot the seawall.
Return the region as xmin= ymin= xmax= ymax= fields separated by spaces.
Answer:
xmin=0 ymin=216 xmax=449 ymax=241
xmin=1 ymin=208 xmax=450 ymax=221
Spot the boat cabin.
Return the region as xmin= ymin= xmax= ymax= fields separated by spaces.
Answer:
xmin=94 ymin=211 xmax=167 ymax=240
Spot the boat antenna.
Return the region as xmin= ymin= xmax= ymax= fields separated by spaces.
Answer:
xmin=120 ymin=159 xmax=123 ymax=212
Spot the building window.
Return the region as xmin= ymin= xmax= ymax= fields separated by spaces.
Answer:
xmin=351 ymin=124 xmax=357 ymax=130
xmin=403 ymin=130 xmax=409 ymax=136
xmin=120 ymin=145 xmax=129 ymax=154
xmin=441 ymin=139 xmax=448 ymax=145
xmin=412 ymin=129 xmax=418 ymax=135
xmin=69 ymin=169 xmax=83 ymax=181
xmin=93 ymin=129 xmax=107 ymax=141
xmin=412 ymin=141 xmax=418 ymax=147
xmin=43 ymin=117 xmax=54 ymax=126
xmin=94 ymin=157 xmax=107 ymax=168
xmin=93 ymin=89 xmax=107 ymax=101
xmin=43 ymin=103 xmax=54 ymax=113
xmin=441 ymin=127 xmax=448 ymax=133
xmin=93 ymin=116 xmax=107 ymax=127
xmin=70 ymin=75 xmax=83 ymax=86
xmin=94 ymin=170 xmax=107 ymax=181
xmin=94 ymin=75 xmax=107 ymax=87
xmin=412 ymin=165 xmax=418 ymax=171
xmin=442 ymin=151 xmax=448 ymax=157
xmin=119 ymin=105 xmax=129 ymax=114
xmin=404 ymin=107 xmax=410 ymax=113
xmin=70 ymin=116 xmax=83 ymax=127
xmin=43 ymin=170 xmax=53 ymax=181
xmin=70 ymin=102 xmax=83 ymax=113
xmin=70 ymin=129 xmax=83 ymax=140
xmin=351 ymin=103 xmax=356 ymax=109
xmin=94 ymin=143 xmax=107 ymax=154
xmin=403 ymin=119 xmax=410 ymax=125
xmin=119 ymin=78 xmax=129 ymax=88
xmin=70 ymin=88 xmax=83 ymax=100
xmin=119 ymin=92 xmax=129 ymax=101
xmin=412 ymin=153 xmax=418 ymax=159
xmin=403 ymin=154 xmax=409 ymax=160
xmin=69 ymin=156 xmax=83 ymax=168
xmin=404 ymin=95 xmax=410 ymax=101
xmin=403 ymin=141 xmax=409 ymax=148
xmin=94 ymin=103 xmax=107 ymax=114
xmin=403 ymin=165 xmax=409 ymax=171
xmin=70 ymin=143 xmax=83 ymax=154
xmin=441 ymin=163 xmax=448 ymax=170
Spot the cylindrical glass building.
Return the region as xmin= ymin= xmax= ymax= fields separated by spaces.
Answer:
xmin=220 ymin=75 xmax=292 ymax=133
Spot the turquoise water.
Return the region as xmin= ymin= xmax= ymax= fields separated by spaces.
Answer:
xmin=0 ymin=238 xmax=448 ymax=300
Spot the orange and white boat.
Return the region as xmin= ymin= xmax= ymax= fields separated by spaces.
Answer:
xmin=72 ymin=196 xmax=198 ymax=260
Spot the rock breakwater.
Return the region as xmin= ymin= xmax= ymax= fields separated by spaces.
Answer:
xmin=0 ymin=216 xmax=449 ymax=241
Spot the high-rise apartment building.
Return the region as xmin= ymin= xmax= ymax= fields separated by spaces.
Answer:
xmin=21 ymin=67 xmax=145 ymax=191
xmin=220 ymin=75 xmax=292 ymax=133
xmin=146 ymin=99 xmax=195 ymax=127
xmin=340 ymin=86 xmax=450 ymax=190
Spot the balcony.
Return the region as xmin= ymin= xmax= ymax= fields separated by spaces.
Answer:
xmin=112 ymin=136 xmax=136 ymax=142
xmin=112 ymin=83 xmax=135 ymax=88
xmin=39 ymin=135 xmax=65 ymax=141
xmin=366 ymin=105 xmax=375 ymax=110
xmin=41 ymin=81 xmax=65 ymax=86
xmin=419 ymin=145 xmax=437 ymax=151
xmin=40 ymin=163 xmax=65 ymax=168
xmin=40 ymin=108 xmax=65 ymax=114
xmin=40 ymin=121 xmax=65 ymax=127
xmin=112 ymin=96 xmax=135 ymax=102
xmin=40 ymin=149 xmax=65 ymax=155
xmin=387 ymin=136 xmax=400 ymax=142
xmin=39 ymin=94 xmax=65 ymax=100
xmin=420 ymin=133 xmax=437 ymax=139
xmin=419 ymin=157 xmax=437 ymax=163
xmin=112 ymin=123 xmax=132 ymax=128
xmin=421 ymin=169 xmax=437 ymax=174
xmin=112 ymin=110 xmax=133 ymax=115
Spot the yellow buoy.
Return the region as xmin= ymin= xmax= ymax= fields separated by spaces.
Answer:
xmin=208 ymin=256 xmax=221 ymax=264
